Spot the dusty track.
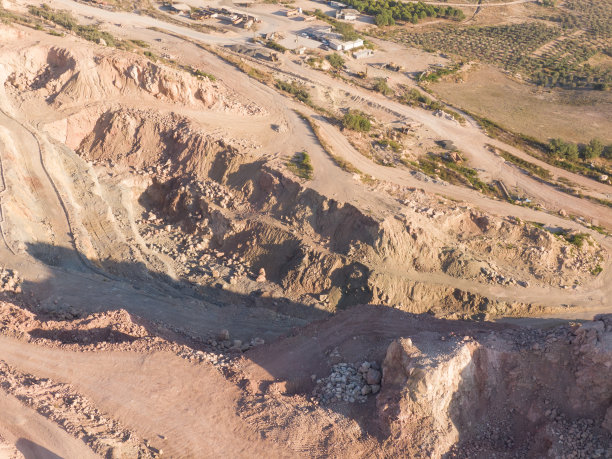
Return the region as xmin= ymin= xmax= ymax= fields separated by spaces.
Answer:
xmin=0 ymin=390 xmax=100 ymax=459
xmin=0 ymin=2 xmax=609 ymax=456
xmin=0 ymin=13 xmax=609 ymax=318
xmin=0 ymin=335 xmax=291 ymax=458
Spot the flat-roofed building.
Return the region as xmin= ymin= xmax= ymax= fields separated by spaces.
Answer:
xmin=336 ymin=8 xmax=359 ymax=20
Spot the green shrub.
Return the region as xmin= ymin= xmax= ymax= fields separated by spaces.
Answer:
xmin=549 ymin=138 xmax=579 ymax=160
xmin=144 ymin=50 xmax=157 ymax=61
xmin=565 ymin=232 xmax=589 ymax=248
xmin=374 ymin=78 xmax=393 ymax=96
xmin=275 ymin=79 xmax=311 ymax=103
xmin=265 ymin=40 xmax=287 ymax=53
xmin=288 ymin=151 xmax=313 ymax=179
xmin=343 ymin=110 xmax=371 ymax=132
xmin=191 ymin=68 xmax=216 ymax=81
xmin=326 ymin=53 xmax=345 ymax=69
xmin=581 ymin=138 xmax=604 ymax=159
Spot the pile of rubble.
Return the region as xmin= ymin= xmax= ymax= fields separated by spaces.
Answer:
xmin=0 ymin=360 xmax=160 ymax=458
xmin=137 ymin=212 xmax=258 ymax=288
xmin=0 ymin=267 xmax=21 ymax=293
xmin=313 ymin=361 xmax=381 ymax=404
xmin=206 ymin=328 xmax=265 ymax=353
xmin=479 ymin=266 xmax=526 ymax=287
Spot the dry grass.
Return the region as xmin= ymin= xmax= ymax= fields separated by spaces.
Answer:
xmin=431 ymin=65 xmax=612 ymax=144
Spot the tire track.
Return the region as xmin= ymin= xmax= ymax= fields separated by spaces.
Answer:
xmin=0 ymin=140 xmax=16 ymax=255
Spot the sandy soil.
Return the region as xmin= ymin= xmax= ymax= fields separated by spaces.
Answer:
xmin=0 ymin=1 xmax=609 ymax=456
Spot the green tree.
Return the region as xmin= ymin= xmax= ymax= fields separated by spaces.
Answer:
xmin=549 ymin=138 xmax=579 ymax=160
xmin=581 ymin=138 xmax=604 ymax=159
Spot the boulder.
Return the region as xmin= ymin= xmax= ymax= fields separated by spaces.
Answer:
xmin=217 ymin=329 xmax=230 ymax=341
xmin=366 ymin=368 xmax=382 ymax=385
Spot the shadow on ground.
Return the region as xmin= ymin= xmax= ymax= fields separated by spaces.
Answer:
xmin=1 ymin=241 xmax=598 ymax=450
xmin=16 ymin=438 xmax=62 ymax=459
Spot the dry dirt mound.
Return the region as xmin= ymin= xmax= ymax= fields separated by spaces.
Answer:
xmin=0 ymin=36 xmax=262 ymax=115
xmin=68 ymin=103 xmax=603 ymax=315
xmin=0 ymin=297 xmax=610 ymax=458
xmin=240 ymin=306 xmax=612 ymax=458
xmin=0 ymin=23 xmax=605 ymax=323
xmin=379 ymin=316 xmax=612 ymax=458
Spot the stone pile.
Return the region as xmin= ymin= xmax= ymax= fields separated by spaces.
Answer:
xmin=0 ymin=267 xmax=21 ymax=293
xmin=479 ymin=266 xmax=520 ymax=287
xmin=313 ymin=361 xmax=381 ymax=404
xmin=193 ymin=179 xmax=235 ymax=210
xmin=137 ymin=213 xmax=256 ymax=288
xmin=206 ymin=330 xmax=266 ymax=354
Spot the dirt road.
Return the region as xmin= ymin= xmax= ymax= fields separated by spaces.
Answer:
xmin=2 ymin=11 xmax=609 ymax=320
xmin=0 ymin=336 xmax=292 ymax=458
xmin=0 ymin=390 xmax=100 ymax=459
xmin=23 ymin=0 xmax=611 ymax=217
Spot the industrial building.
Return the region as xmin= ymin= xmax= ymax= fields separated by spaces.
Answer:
xmin=336 ymin=8 xmax=359 ymax=21
xmin=329 ymin=38 xmax=363 ymax=51
xmin=302 ymin=27 xmax=363 ymax=51
xmin=352 ymin=48 xmax=373 ymax=59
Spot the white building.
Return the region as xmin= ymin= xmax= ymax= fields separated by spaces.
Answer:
xmin=353 ymin=48 xmax=373 ymax=59
xmin=328 ymin=38 xmax=363 ymax=51
xmin=343 ymin=38 xmax=363 ymax=50
xmin=336 ymin=8 xmax=359 ymax=21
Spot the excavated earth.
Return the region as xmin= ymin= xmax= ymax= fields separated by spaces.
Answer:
xmin=0 ymin=22 xmax=609 ymax=458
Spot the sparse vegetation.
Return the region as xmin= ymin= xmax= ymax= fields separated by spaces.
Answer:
xmin=470 ymin=113 xmax=611 ymax=182
xmin=29 ymin=5 xmax=131 ymax=49
xmin=378 ymin=139 xmax=401 ymax=153
xmin=306 ymin=56 xmax=324 ymax=68
xmin=418 ymin=63 xmax=461 ymax=83
xmin=373 ymin=78 xmax=393 ymax=96
xmin=343 ymin=110 xmax=371 ymax=132
xmin=296 ymin=111 xmax=366 ymax=179
xmin=326 ymin=53 xmax=345 ymax=70
xmin=398 ymin=86 xmax=465 ymax=124
xmin=295 ymin=111 xmax=365 ymax=177
xmin=403 ymin=153 xmax=497 ymax=195
xmin=188 ymin=67 xmax=216 ymax=81
xmin=496 ymin=148 xmax=553 ymax=180
xmin=287 ymin=151 xmax=314 ymax=180
xmin=275 ymin=79 xmax=311 ymax=103
xmin=129 ymin=39 xmax=149 ymax=48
